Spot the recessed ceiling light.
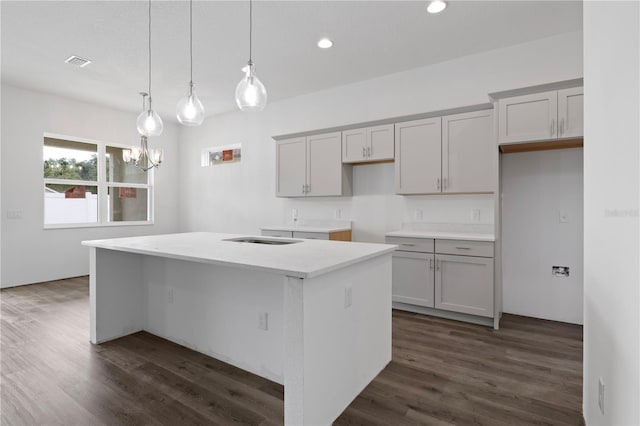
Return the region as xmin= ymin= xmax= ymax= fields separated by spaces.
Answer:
xmin=64 ymin=55 xmax=92 ymax=67
xmin=426 ymin=0 xmax=447 ymax=14
xmin=317 ymin=38 xmax=334 ymax=49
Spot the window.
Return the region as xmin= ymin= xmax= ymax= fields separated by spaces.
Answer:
xmin=44 ymin=134 xmax=153 ymax=228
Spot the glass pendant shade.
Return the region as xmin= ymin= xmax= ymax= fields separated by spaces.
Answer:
xmin=235 ymin=63 xmax=267 ymax=111
xmin=136 ymin=108 xmax=164 ymax=137
xmin=176 ymin=84 xmax=205 ymax=126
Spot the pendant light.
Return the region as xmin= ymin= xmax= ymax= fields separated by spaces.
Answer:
xmin=176 ymin=0 xmax=205 ymax=125
xmin=137 ymin=0 xmax=163 ymax=137
xmin=235 ymin=0 xmax=267 ymax=111
xmin=125 ymin=93 xmax=164 ymax=171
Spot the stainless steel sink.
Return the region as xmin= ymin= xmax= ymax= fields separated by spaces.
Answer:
xmin=223 ymin=237 xmax=301 ymax=245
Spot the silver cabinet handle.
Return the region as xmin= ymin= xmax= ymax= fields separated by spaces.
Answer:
xmin=443 ymin=177 xmax=448 ymax=190
xmin=455 ymin=246 xmax=471 ymax=250
xmin=400 ymin=243 xmax=415 ymax=247
xmin=362 ymin=147 xmax=366 ymax=158
xmin=437 ymin=178 xmax=441 ymax=191
xmin=436 ymin=259 xmax=440 ymax=271
xmin=429 ymin=258 xmax=433 ymax=271
xmin=367 ymin=147 xmax=371 ymax=157
xmin=560 ymin=118 xmax=565 ymax=136
xmin=306 ymin=184 xmax=310 ymax=193
xmin=302 ymin=184 xmax=306 ymax=194
xmin=550 ymin=120 xmax=554 ymax=137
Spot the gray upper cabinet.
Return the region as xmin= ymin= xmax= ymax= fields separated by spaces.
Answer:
xmin=395 ymin=117 xmax=442 ymax=194
xmin=498 ymin=86 xmax=583 ymax=144
xmin=342 ymin=124 xmax=394 ymax=163
xmin=558 ymin=87 xmax=584 ymax=139
xmin=395 ymin=110 xmax=495 ymax=195
xmin=276 ymin=132 xmax=352 ymax=198
xmin=442 ymin=110 xmax=495 ymax=193
xmin=276 ymin=137 xmax=307 ymax=197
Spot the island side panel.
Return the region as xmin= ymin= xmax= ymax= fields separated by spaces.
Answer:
xmin=142 ymin=256 xmax=286 ymax=385
xmin=284 ymin=253 xmax=393 ymax=426
xmin=90 ymin=247 xmax=145 ymax=344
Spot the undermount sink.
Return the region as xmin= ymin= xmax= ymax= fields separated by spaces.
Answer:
xmin=224 ymin=237 xmax=301 ymax=245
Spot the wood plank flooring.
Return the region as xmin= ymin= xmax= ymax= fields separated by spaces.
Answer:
xmin=1 ymin=277 xmax=583 ymax=425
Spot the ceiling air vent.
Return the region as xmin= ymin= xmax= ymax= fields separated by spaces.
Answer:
xmin=64 ymin=55 xmax=92 ymax=67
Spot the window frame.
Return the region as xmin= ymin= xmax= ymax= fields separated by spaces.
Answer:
xmin=43 ymin=132 xmax=155 ymax=229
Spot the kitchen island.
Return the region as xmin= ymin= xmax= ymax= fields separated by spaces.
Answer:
xmin=82 ymin=232 xmax=396 ymax=425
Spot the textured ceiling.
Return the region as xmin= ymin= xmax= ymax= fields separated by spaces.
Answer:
xmin=1 ymin=1 xmax=582 ymax=120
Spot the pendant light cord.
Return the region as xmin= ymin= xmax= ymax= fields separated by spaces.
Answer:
xmin=189 ymin=0 xmax=193 ymax=84
xmin=249 ymin=0 xmax=252 ymax=63
xmin=148 ymin=0 xmax=152 ymax=99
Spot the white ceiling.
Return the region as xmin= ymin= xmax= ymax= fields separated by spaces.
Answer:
xmin=1 ymin=1 xmax=582 ymax=121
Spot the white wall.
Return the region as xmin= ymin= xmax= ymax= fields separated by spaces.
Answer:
xmin=178 ymin=31 xmax=583 ymax=242
xmin=502 ymin=148 xmax=583 ymax=324
xmin=0 ymin=85 xmax=180 ymax=288
xmin=583 ymin=2 xmax=639 ymax=425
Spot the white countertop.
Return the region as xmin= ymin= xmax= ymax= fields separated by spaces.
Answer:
xmin=386 ymin=229 xmax=495 ymax=242
xmin=261 ymin=220 xmax=351 ymax=233
xmin=83 ymin=232 xmax=395 ymax=279
xmin=261 ymin=225 xmax=351 ymax=233
xmin=386 ymin=223 xmax=495 ymax=242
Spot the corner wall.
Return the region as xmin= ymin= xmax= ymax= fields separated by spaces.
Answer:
xmin=178 ymin=32 xmax=583 ymax=243
xmin=583 ymin=2 xmax=639 ymax=424
xmin=0 ymin=85 xmax=180 ymax=288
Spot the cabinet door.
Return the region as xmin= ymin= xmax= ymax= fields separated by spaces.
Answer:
xmin=392 ymin=252 xmax=435 ymax=308
xmin=558 ymin=87 xmax=583 ymax=139
xmin=498 ymin=91 xmax=558 ymax=144
xmin=435 ymin=254 xmax=494 ymax=317
xmin=292 ymin=231 xmax=329 ymax=240
xmin=367 ymin=124 xmax=395 ymax=161
xmin=276 ymin=137 xmax=307 ymax=197
xmin=395 ymin=117 xmax=442 ymax=194
xmin=306 ymin=132 xmax=344 ymax=196
xmin=442 ymin=110 xmax=495 ymax=193
xmin=342 ymin=128 xmax=367 ymax=163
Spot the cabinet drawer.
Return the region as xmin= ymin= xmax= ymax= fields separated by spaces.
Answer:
xmin=435 ymin=240 xmax=494 ymax=257
xmin=261 ymin=230 xmax=293 ymax=238
xmin=385 ymin=236 xmax=434 ymax=253
xmin=292 ymin=231 xmax=330 ymax=240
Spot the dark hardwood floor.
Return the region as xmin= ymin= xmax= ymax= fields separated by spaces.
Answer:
xmin=1 ymin=277 xmax=583 ymax=425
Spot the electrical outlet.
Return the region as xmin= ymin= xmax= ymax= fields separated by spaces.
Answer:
xmin=258 ymin=312 xmax=269 ymax=331
xmin=552 ymin=266 xmax=570 ymax=277
xmin=344 ymin=286 xmax=352 ymax=308
xmin=471 ymin=209 xmax=481 ymax=222
xmin=6 ymin=210 xmax=23 ymax=220
xmin=167 ymin=288 xmax=174 ymax=304
xmin=334 ymin=209 xmax=342 ymax=219
xmin=414 ymin=209 xmax=423 ymax=221
xmin=598 ymin=378 xmax=605 ymax=415
xmin=559 ymin=210 xmax=569 ymax=223
xmin=292 ymin=209 xmax=298 ymax=219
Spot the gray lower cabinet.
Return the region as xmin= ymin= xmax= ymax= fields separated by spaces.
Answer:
xmin=392 ymin=251 xmax=435 ymax=307
xmin=435 ymin=254 xmax=494 ymax=317
xmin=388 ymin=236 xmax=494 ymax=321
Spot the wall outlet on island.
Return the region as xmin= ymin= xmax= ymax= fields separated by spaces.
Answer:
xmin=258 ymin=312 xmax=269 ymax=331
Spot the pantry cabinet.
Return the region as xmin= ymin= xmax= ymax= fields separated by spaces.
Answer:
xmin=276 ymin=132 xmax=352 ymax=197
xmin=342 ymin=124 xmax=394 ymax=163
xmin=497 ymin=86 xmax=583 ymax=144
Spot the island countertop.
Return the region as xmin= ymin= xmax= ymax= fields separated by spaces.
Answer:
xmin=82 ymin=232 xmax=397 ymax=279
